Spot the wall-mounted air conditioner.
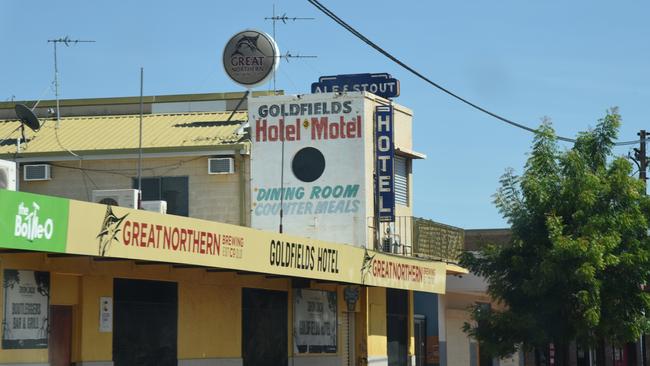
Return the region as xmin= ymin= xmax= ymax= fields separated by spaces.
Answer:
xmin=141 ymin=200 xmax=167 ymax=214
xmin=23 ymin=164 xmax=51 ymax=181
xmin=91 ymin=189 xmax=138 ymax=208
xmin=0 ymin=159 xmax=17 ymax=190
xmin=208 ymin=157 xmax=235 ymax=175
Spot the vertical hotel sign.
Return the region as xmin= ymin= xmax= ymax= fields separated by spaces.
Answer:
xmin=375 ymin=105 xmax=395 ymax=222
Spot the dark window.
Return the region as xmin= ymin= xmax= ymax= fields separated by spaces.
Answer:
xmin=133 ymin=176 xmax=189 ymax=216
xmin=242 ymin=288 xmax=288 ymax=366
xmin=113 ymin=279 xmax=177 ymax=366
xmin=387 ymin=288 xmax=408 ymax=366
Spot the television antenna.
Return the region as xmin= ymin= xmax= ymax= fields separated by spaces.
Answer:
xmin=47 ymin=36 xmax=95 ymax=128
xmin=264 ymin=6 xmax=316 ymax=234
xmin=264 ymin=5 xmax=316 ymax=91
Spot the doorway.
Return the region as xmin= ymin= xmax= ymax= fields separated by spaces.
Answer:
xmin=387 ymin=288 xmax=408 ymax=366
xmin=49 ymin=305 xmax=73 ymax=366
xmin=414 ymin=315 xmax=426 ymax=366
xmin=113 ymin=279 xmax=177 ymax=366
xmin=242 ymin=288 xmax=288 ymax=366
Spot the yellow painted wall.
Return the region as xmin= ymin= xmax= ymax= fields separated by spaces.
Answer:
xmin=364 ymin=288 xmax=415 ymax=362
xmin=0 ymin=253 xmax=310 ymax=363
xmin=178 ymin=274 xmax=292 ymax=359
xmin=367 ymin=286 xmax=387 ymax=358
xmin=0 ymin=253 xmax=384 ymax=364
xmin=178 ymin=282 xmax=241 ymax=358
xmin=408 ymin=290 xmax=414 ymax=357
xmin=356 ymin=290 xmax=367 ymax=365
xmin=79 ymin=275 xmax=112 ymax=361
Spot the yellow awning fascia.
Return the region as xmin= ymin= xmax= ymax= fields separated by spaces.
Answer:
xmin=446 ymin=263 xmax=469 ymax=275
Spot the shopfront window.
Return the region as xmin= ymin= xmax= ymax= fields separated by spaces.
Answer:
xmin=133 ymin=176 xmax=188 ymax=216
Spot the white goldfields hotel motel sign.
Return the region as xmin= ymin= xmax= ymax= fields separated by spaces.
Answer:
xmin=249 ymin=93 xmax=368 ymax=246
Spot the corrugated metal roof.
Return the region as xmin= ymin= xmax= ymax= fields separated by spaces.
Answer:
xmin=0 ymin=111 xmax=248 ymax=157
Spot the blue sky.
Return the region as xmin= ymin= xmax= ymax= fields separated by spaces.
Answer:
xmin=1 ymin=1 xmax=648 ymax=229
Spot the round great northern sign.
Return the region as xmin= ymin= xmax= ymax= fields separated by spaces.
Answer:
xmin=222 ymin=30 xmax=279 ymax=88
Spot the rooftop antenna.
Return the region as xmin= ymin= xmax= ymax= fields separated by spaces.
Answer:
xmin=264 ymin=6 xmax=316 ymax=234
xmin=47 ymin=36 xmax=95 ymax=128
xmin=137 ymin=68 xmax=144 ymax=209
xmin=264 ymin=4 xmax=316 ymax=91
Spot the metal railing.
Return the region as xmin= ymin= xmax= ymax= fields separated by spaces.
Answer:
xmin=367 ymin=216 xmax=464 ymax=263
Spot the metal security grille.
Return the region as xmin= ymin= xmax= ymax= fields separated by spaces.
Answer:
xmin=341 ymin=311 xmax=350 ymax=366
xmin=395 ymin=156 xmax=408 ymax=206
xmin=413 ymin=218 xmax=464 ymax=262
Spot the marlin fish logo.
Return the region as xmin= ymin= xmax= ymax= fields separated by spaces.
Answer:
xmin=232 ymin=34 xmax=266 ymax=57
xmin=96 ymin=206 xmax=128 ymax=257
xmin=360 ymin=248 xmax=376 ymax=284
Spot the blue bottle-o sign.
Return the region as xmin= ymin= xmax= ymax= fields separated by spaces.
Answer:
xmin=311 ymin=73 xmax=400 ymax=99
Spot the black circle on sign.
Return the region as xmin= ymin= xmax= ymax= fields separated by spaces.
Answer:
xmin=292 ymin=147 xmax=326 ymax=183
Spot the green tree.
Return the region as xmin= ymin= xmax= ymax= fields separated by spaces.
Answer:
xmin=460 ymin=109 xmax=650 ymax=363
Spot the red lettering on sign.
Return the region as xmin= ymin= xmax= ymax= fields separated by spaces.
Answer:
xmin=122 ymin=221 xmax=131 ymax=245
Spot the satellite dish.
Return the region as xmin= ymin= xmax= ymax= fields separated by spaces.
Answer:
xmin=14 ymin=104 xmax=41 ymax=131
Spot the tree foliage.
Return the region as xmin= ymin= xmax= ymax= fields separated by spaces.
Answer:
xmin=460 ymin=109 xmax=650 ymax=358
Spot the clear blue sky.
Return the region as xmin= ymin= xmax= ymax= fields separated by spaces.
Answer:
xmin=1 ymin=1 xmax=648 ymax=229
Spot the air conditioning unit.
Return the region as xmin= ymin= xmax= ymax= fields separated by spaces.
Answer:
xmin=208 ymin=157 xmax=234 ymax=174
xmin=91 ymin=189 xmax=138 ymax=209
xmin=0 ymin=159 xmax=17 ymax=191
xmin=141 ymin=200 xmax=167 ymax=214
xmin=23 ymin=164 xmax=51 ymax=181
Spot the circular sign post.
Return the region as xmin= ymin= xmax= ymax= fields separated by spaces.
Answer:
xmin=222 ymin=29 xmax=280 ymax=89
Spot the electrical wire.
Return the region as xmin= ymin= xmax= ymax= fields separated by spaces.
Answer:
xmin=54 ymin=125 xmax=81 ymax=159
xmin=307 ymin=0 xmax=644 ymax=147
xmin=79 ymin=164 xmax=92 ymax=201
xmin=50 ymin=162 xmax=132 ymax=178
xmin=616 ymin=139 xmax=648 ymax=147
xmin=30 ymin=81 xmax=56 ymax=111
xmin=49 ymin=156 xmax=204 ymax=178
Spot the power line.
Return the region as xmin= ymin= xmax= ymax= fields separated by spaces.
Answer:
xmin=307 ymin=0 xmax=642 ymax=147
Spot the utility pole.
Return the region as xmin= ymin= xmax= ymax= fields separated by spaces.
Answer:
xmin=636 ymin=130 xmax=648 ymax=366
xmin=635 ymin=130 xmax=647 ymax=184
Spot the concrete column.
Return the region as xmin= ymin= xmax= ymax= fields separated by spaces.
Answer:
xmin=438 ymin=295 xmax=447 ymax=366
